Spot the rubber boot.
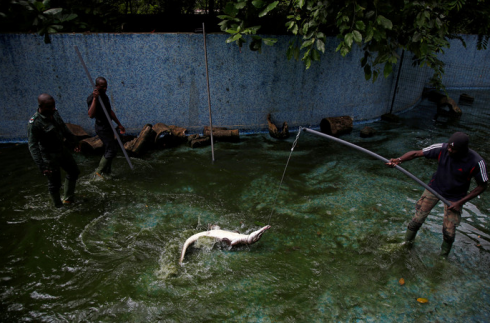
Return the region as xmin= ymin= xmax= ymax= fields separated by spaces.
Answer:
xmin=63 ymin=178 xmax=77 ymax=204
xmin=49 ymin=191 xmax=63 ymax=208
xmin=96 ymin=156 xmax=109 ymax=178
xmin=405 ymin=229 xmax=418 ymax=243
xmin=104 ymin=157 xmax=113 ymax=175
xmin=440 ymin=240 xmax=453 ymax=258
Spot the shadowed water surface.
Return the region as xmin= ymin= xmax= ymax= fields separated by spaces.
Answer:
xmin=1 ymin=91 xmax=489 ymax=322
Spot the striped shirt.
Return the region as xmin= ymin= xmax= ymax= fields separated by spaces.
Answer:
xmin=423 ymin=143 xmax=488 ymax=201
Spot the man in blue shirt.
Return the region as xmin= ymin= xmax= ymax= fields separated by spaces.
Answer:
xmin=387 ymin=132 xmax=488 ymax=257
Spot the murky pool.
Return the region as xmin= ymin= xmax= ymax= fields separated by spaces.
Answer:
xmin=1 ymin=91 xmax=489 ymax=322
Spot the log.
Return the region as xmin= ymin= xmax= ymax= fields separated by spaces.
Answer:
xmin=152 ymin=124 xmax=187 ymax=148
xmin=65 ymin=123 xmax=90 ymax=140
xmin=124 ymin=124 xmax=156 ymax=156
xmin=320 ymin=116 xmax=353 ymax=136
xmin=188 ymin=134 xmax=211 ymax=148
xmin=360 ymin=126 xmax=376 ymax=138
xmin=267 ymin=113 xmax=290 ymax=139
xmin=203 ymin=127 xmax=240 ymax=142
xmin=437 ymin=97 xmax=462 ymax=117
xmin=459 ymin=93 xmax=474 ymax=104
xmin=153 ymin=123 xmax=172 ymax=148
xmin=80 ymin=136 xmax=103 ymax=154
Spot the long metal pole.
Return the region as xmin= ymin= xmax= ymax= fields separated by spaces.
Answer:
xmin=389 ymin=49 xmax=405 ymax=114
xmin=303 ymin=128 xmax=451 ymax=206
xmin=202 ymin=23 xmax=215 ymax=162
xmin=74 ymin=46 xmax=134 ymax=170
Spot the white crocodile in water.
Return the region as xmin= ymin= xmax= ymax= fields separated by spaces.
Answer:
xmin=179 ymin=225 xmax=271 ymax=265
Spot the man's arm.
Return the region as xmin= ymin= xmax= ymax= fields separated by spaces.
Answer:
xmin=27 ymin=124 xmax=47 ymax=173
xmin=110 ymin=110 xmax=125 ymax=134
xmin=386 ymin=150 xmax=424 ymax=167
xmin=449 ymin=182 xmax=487 ymax=212
xmin=88 ymin=90 xmax=98 ymax=118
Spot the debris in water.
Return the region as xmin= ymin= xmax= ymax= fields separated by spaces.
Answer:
xmin=417 ymin=298 xmax=429 ymax=304
xmin=399 ymin=278 xmax=405 ymax=285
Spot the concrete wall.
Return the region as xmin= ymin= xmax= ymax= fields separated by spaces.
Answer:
xmin=0 ymin=33 xmax=488 ymax=141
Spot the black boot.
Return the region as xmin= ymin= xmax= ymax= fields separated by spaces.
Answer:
xmin=440 ymin=240 xmax=453 ymax=258
xmin=63 ymin=178 xmax=77 ymax=204
xmin=405 ymin=229 xmax=418 ymax=243
xmin=49 ymin=191 xmax=63 ymax=208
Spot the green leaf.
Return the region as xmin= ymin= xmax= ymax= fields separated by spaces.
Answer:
xmin=294 ymin=47 xmax=300 ymax=60
xmin=365 ymin=10 xmax=375 ymax=19
xmin=365 ymin=26 xmax=373 ymax=42
xmin=259 ymin=1 xmax=279 ymax=17
xmin=373 ymin=70 xmax=379 ymax=82
xmin=340 ymin=46 xmax=350 ymax=57
xmin=63 ymin=13 xmax=77 ymax=21
xmin=415 ymin=12 xmax=425 ymax=27
xmin=224 ymin=2 xmax=239 ymax=16
xmin=252 ymin=0 xmax=265 ymax=8
xmin=355 ymin=21 xmax=366 ymax=31
xmin=376 ymin=15 xmax=392 ymax=30
xmin=383 ymin=63 xmax=392 ymax=78
xmin=412 ymin=32 xmax=422 ymax=42
xmin=236 ymin=1 xmax=247 ymax=9
xmin=44 ymin=8 xmax=62 ymax=15
xmin=311 ymin=48 xmax=320 ymax=61
xmin=344 ymin=33 xmax=353 ymax=48
xmin=298 ymin=0 xmax=305 ymax=9
xmin=263 ymin=38 xmax=277 ymax=46
xmin=316 ymin=39 xmax=325 ymax=52
xmin=305 ymin=56 xmax=312 ymax=69
xmin=301 ymin=38 xmax=314 ymax=49
xmin=353 ymin=30 xmax=362 ymax=43
xmin=292 ymin=24 xmax=298 ymax=35
xmin=360 ymin=56 xmax=367 ymax=67
xmin=364 ymin=64 xmax=372 ymax=80
xmin=226 ymin=29 xmax=238 ymax=34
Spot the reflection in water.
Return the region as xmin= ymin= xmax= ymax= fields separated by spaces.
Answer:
xmin=0 ymin=91 xmax=489 ymax=321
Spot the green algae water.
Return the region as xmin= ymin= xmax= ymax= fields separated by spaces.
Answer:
xmin=1 ymin=91 xmax=490 ymax=322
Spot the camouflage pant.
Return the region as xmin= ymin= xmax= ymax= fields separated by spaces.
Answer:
xmin=411 ymin=189 xmax=461 ymax=240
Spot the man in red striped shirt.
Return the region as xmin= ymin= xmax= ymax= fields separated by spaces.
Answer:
xmin=387 ymin=132 xmax=488 ymax=257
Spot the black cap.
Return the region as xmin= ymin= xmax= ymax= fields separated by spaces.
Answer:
xmin=448 ymin=132 xmax=469 ymax=153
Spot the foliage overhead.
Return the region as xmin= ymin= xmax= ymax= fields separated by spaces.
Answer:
xmin=1 ymin=0 xmax=489 ymax=89
xmin=218 ymin=0 xmax=490 ymax=89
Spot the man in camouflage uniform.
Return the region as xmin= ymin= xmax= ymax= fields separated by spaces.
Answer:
xmin=27 ymin=93 xmax=80 ymax=207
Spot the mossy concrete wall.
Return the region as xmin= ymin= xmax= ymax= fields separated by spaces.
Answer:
xmin=0 ymin=33 xmax=488 ymax=141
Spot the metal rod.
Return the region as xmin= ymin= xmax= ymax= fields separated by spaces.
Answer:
xmin=303 ymin=128 xmax=451 ymax=206
xmin=389 ymin=49 xmax=405 ymax=114
xmin=202 ymin=23 xmax=215 ymax=162
xmin=74 ymin=45 xmax=134 ymax=170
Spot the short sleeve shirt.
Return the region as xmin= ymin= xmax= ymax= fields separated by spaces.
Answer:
xmin=423 ymin=143 xmax=488 ymax=201
xmin=87 ymin=93 xmax=113 ymax=129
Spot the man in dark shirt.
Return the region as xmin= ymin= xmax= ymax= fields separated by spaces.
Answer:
xmin=87 ymin=77 xmax=125 ymax=178
xmin=387 ymin=132 xmax=488 ymax=257
xmin=28 ymin=94 xmax=80 ymax=207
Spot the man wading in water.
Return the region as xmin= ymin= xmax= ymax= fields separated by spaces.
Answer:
xmin=87 ymin=77 xmax=126 ymax=178
xmin=28 ymin=94 xmax=80 ymax=207
xmin=387 ymin=132 xmax=488 ymax=257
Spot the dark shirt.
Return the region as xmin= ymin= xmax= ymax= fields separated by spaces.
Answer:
xmin=87 ymin=93 xmax=113 ymax=129
xmin=27 ymin=110 xmax=77 ymax=172
xmin=423 ymin=143 xmax=488 ymax=201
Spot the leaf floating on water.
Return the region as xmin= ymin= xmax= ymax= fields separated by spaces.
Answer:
xmin=417 ymin=298 xmax=429 ymax=304
xmin=399 ymin=278 xmax=405 ymax=285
